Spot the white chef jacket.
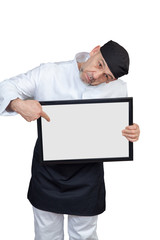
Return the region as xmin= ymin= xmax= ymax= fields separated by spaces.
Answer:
xmin=0 ymin=52 xmax=127 ymax=115
xmin=0 ymin=52 xmax=128 ymax=216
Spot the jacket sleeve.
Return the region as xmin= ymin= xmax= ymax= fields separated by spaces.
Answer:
xmin=0 ymin=65 xmax=41 ymax=116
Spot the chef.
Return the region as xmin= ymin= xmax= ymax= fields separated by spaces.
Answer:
xmin=0 ymin=40 xmax=140 ymax=240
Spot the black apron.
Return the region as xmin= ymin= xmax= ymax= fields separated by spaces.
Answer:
xmin=27 ymin=139 xmax=106 ymax=216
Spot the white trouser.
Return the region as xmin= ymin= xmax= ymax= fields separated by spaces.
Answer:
xmin=33 ymin=207 xmax=98 ymax=240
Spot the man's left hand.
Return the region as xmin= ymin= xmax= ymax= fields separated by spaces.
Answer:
xmin=122 ymin=123 xmax=140 ymax=142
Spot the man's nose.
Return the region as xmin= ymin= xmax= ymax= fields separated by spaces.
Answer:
xmin=93 ymin=70 xmax=103 ymax=79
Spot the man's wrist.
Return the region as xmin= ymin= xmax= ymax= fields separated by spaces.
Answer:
xmin=7 ymin=98 xmax=23 ymax=113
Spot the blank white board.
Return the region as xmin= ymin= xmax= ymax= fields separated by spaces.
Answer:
xmin=37 ymin=98 xmax=133 ymax=164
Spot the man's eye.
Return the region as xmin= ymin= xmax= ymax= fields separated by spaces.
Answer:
xmin=98 ymin=62 xmax=102 ymax=67
xmin=105 ymin=74 xmax=108 ymax=79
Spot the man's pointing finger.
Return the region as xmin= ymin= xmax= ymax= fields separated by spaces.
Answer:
xmin=40 ymin=111 xmax=50 ymax=122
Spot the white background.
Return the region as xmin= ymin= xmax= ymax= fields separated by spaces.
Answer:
xmin=0 ymin=0 xmax=159 ymax=239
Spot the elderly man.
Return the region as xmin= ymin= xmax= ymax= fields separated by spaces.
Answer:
xmin=0 ymin=40 xmax=140 ymax=240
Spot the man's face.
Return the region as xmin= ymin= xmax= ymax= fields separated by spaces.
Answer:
xmin=78 ymin=46 xmax=116 ymax=86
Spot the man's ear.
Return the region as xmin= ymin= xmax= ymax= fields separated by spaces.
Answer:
xmin=89 ymin=45 xmax=101 ymax=56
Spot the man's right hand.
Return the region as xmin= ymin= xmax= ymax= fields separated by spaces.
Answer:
xmin=7 ymin=99 xmax=50 ymax=122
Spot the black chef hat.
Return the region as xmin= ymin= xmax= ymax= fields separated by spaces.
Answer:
xmin=100 ymin=40 xmax=130 ymax=79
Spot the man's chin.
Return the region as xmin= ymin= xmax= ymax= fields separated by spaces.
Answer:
xmin=80 ymin=77 xmax=90 ymax=85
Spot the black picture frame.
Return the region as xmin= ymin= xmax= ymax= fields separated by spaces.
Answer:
xmin=37 ymin=97 xmax=133 ymax=164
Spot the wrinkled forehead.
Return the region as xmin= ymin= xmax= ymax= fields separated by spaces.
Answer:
xmin=98 ymin=51 xmax=116 ymax=79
